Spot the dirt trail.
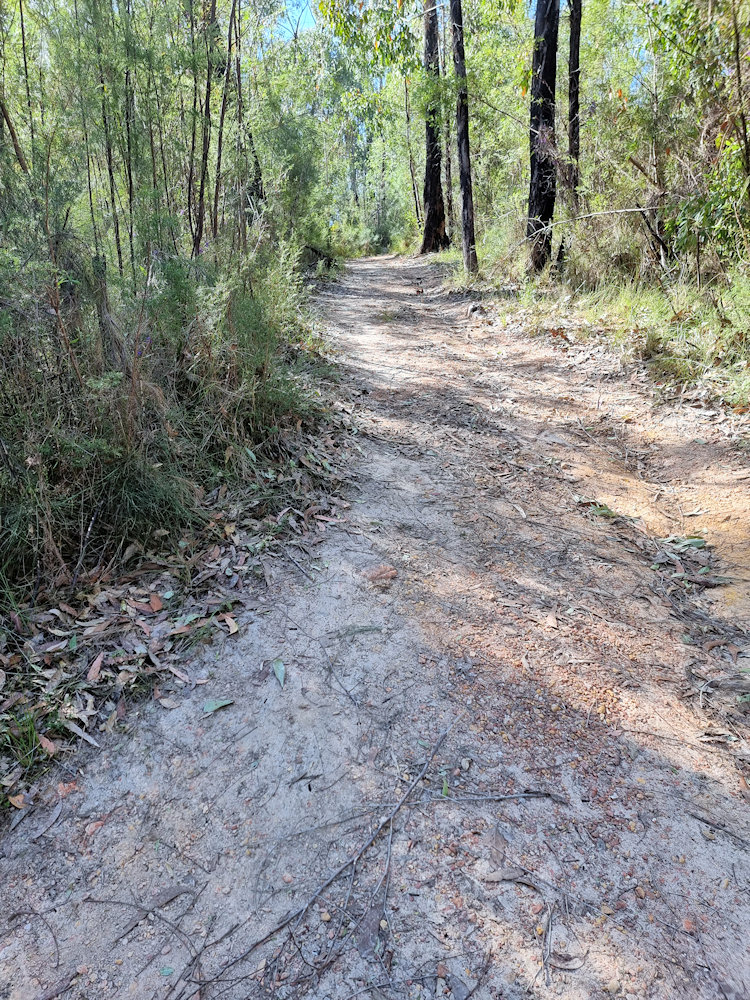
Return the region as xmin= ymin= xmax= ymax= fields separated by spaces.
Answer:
xmin=3 ymin=255 xmax=750 ymax=1000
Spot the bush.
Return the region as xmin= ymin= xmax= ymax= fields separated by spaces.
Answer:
xmin=0 ymin=231 xmax=322 ymax=608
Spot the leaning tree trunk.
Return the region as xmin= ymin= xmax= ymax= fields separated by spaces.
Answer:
xmin=527 ymin=0 xmax=560 ymax=272
xmin=450 ymin=0 xmax=478 ymax=274
xmin=420 ymin=0 xmax=449 ymax=254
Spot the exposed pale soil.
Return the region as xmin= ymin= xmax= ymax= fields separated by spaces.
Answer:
xmin=2 ymin=254 xmax=750 ymax=1000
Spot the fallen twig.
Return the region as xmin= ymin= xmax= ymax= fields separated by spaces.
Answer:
xmin=286 ymin=551 xmax=314 ymax=581
xmin=687 ymin=811 xmax=750 ymax=849
xmin=178 ymin=720 xmax=461 ymax=998
xmin=433 ymin=790 xmax=569 ymax=806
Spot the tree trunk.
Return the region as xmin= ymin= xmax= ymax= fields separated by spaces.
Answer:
xmin=234 ymin=4 xmax=263 ymax=238
xmin=122 ymin=0 xmax=137 ymax=282
xmin=420 ymin=0 xmax=449 ymax=254
xmin=19 ymin=0 xmax=35 ymax=169
xmin=568 ymin=0 xmax=582 ymax=206
xmin=440 ymin=12 xmax=455 ymax=238
xmin=444 ymin=132 xmax=455 ymax=238
xmin=527 ymin=0 xmax=560 ymax=273
xmin=0 ymin=99 xmax=30 ymax=174
xmin=450 ymin=0 xmax=478 ymax=274
xmin=187 ymin=2 xmax=199 ymax=243
xmin=93 ymin=0 xmax=124 ymax=276
xmin=555 ymin=0 xmax=582 ymax=272
xmin=404 ymin=78 xmax=422 ymax=225
xmin=213 ymin=0 xmax=237 ymax=239
xmin=193 ymin=0 xmax=217 ymax=257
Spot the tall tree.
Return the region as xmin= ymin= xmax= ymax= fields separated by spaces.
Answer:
xmin=405 ymin=78 xmax=422 ymax=225
xmin=527 ymin=0 xmax=560 ymax=272
xmin=440 ymin=11 xmax=455 ymax=239
xmin=420 ymin=0 xmax=449 ymax=253
xmin=568 ymin=0 xmax=582 ymax=207
xmin=449 ymin=0 xmax=477 ymax=273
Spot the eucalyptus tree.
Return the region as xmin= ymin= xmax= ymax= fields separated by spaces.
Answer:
xmin=449 ymin=0 xmax=477 ymax=272
xmin=527 ymin=0 xmax=560 ymax=272
xmin=420 ymin=0 xmax=450 ymax=251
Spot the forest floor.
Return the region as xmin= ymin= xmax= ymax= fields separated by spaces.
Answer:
xmin=3 ymin=254 xmax=750 ymax=1000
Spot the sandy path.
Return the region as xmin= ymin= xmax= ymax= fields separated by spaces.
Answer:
xmin=3 ymin=255 xmax=749 ymax=1000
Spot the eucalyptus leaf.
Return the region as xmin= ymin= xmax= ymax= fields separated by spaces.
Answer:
xmin=272 ymin=658 xmax=286 ymax=688
xmin=203 ymin=698 xmax=234 ymax=715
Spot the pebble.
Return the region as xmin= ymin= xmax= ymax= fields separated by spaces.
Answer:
xmin=320 ymin=912 xmax=331 ymax=922
xmin=606 ymin=980 xmax=621 ymax=994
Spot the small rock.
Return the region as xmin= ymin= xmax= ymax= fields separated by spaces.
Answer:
xmin=461 ymin=758 xmax=471 ymax=771
xmin=606 ymin=980 xmax=620 ymax=994
xmin=320 ymin=911 xmax=331 ymax=922
xmin=282 ymin=873 xmax=294 ymax=884
xmin=437 ymin=962 xmax=449 ymax=978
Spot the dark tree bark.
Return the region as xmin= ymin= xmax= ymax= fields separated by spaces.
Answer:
xmin=450 ymin=0 xmax=478 ymax=274
xmin=555 ymin=0 xmax=582 ymax=272
xmin=420 ymin=0 xmax=449 ymax=254
xmin=527 ymin=0 xmax=560 ymax=272
xmin=568 ymin=0 xmax=582 ymax=205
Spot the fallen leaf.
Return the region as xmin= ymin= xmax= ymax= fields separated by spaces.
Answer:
xmin=220 ymin=614 xmax=239 ymax=635
xmin=272 ymin=658 xmax=286 ymax=688
xmin=87 ymin=652 xmax=105 ymax=682
xmin=64 ymin=721 xmax=101 ymax=747
xmin=203 ymin=698 xmax=234 ymax=715
xmin=83 ymin=620 xmax=112 ymax=637
xmin=159 ymin=698 xmax=180 ymax=710
xmin=149 ymin=593 xmax=163 ymax=613
xmin=8 ymin=792 xmax=33 ymax=809
xmin=364 ymin=564 xmax=398 ymax=583
xmin=38 ymin=734 xmax=58 ymax=756
xmin=167 ymin=664 xmax=190 ymax=684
